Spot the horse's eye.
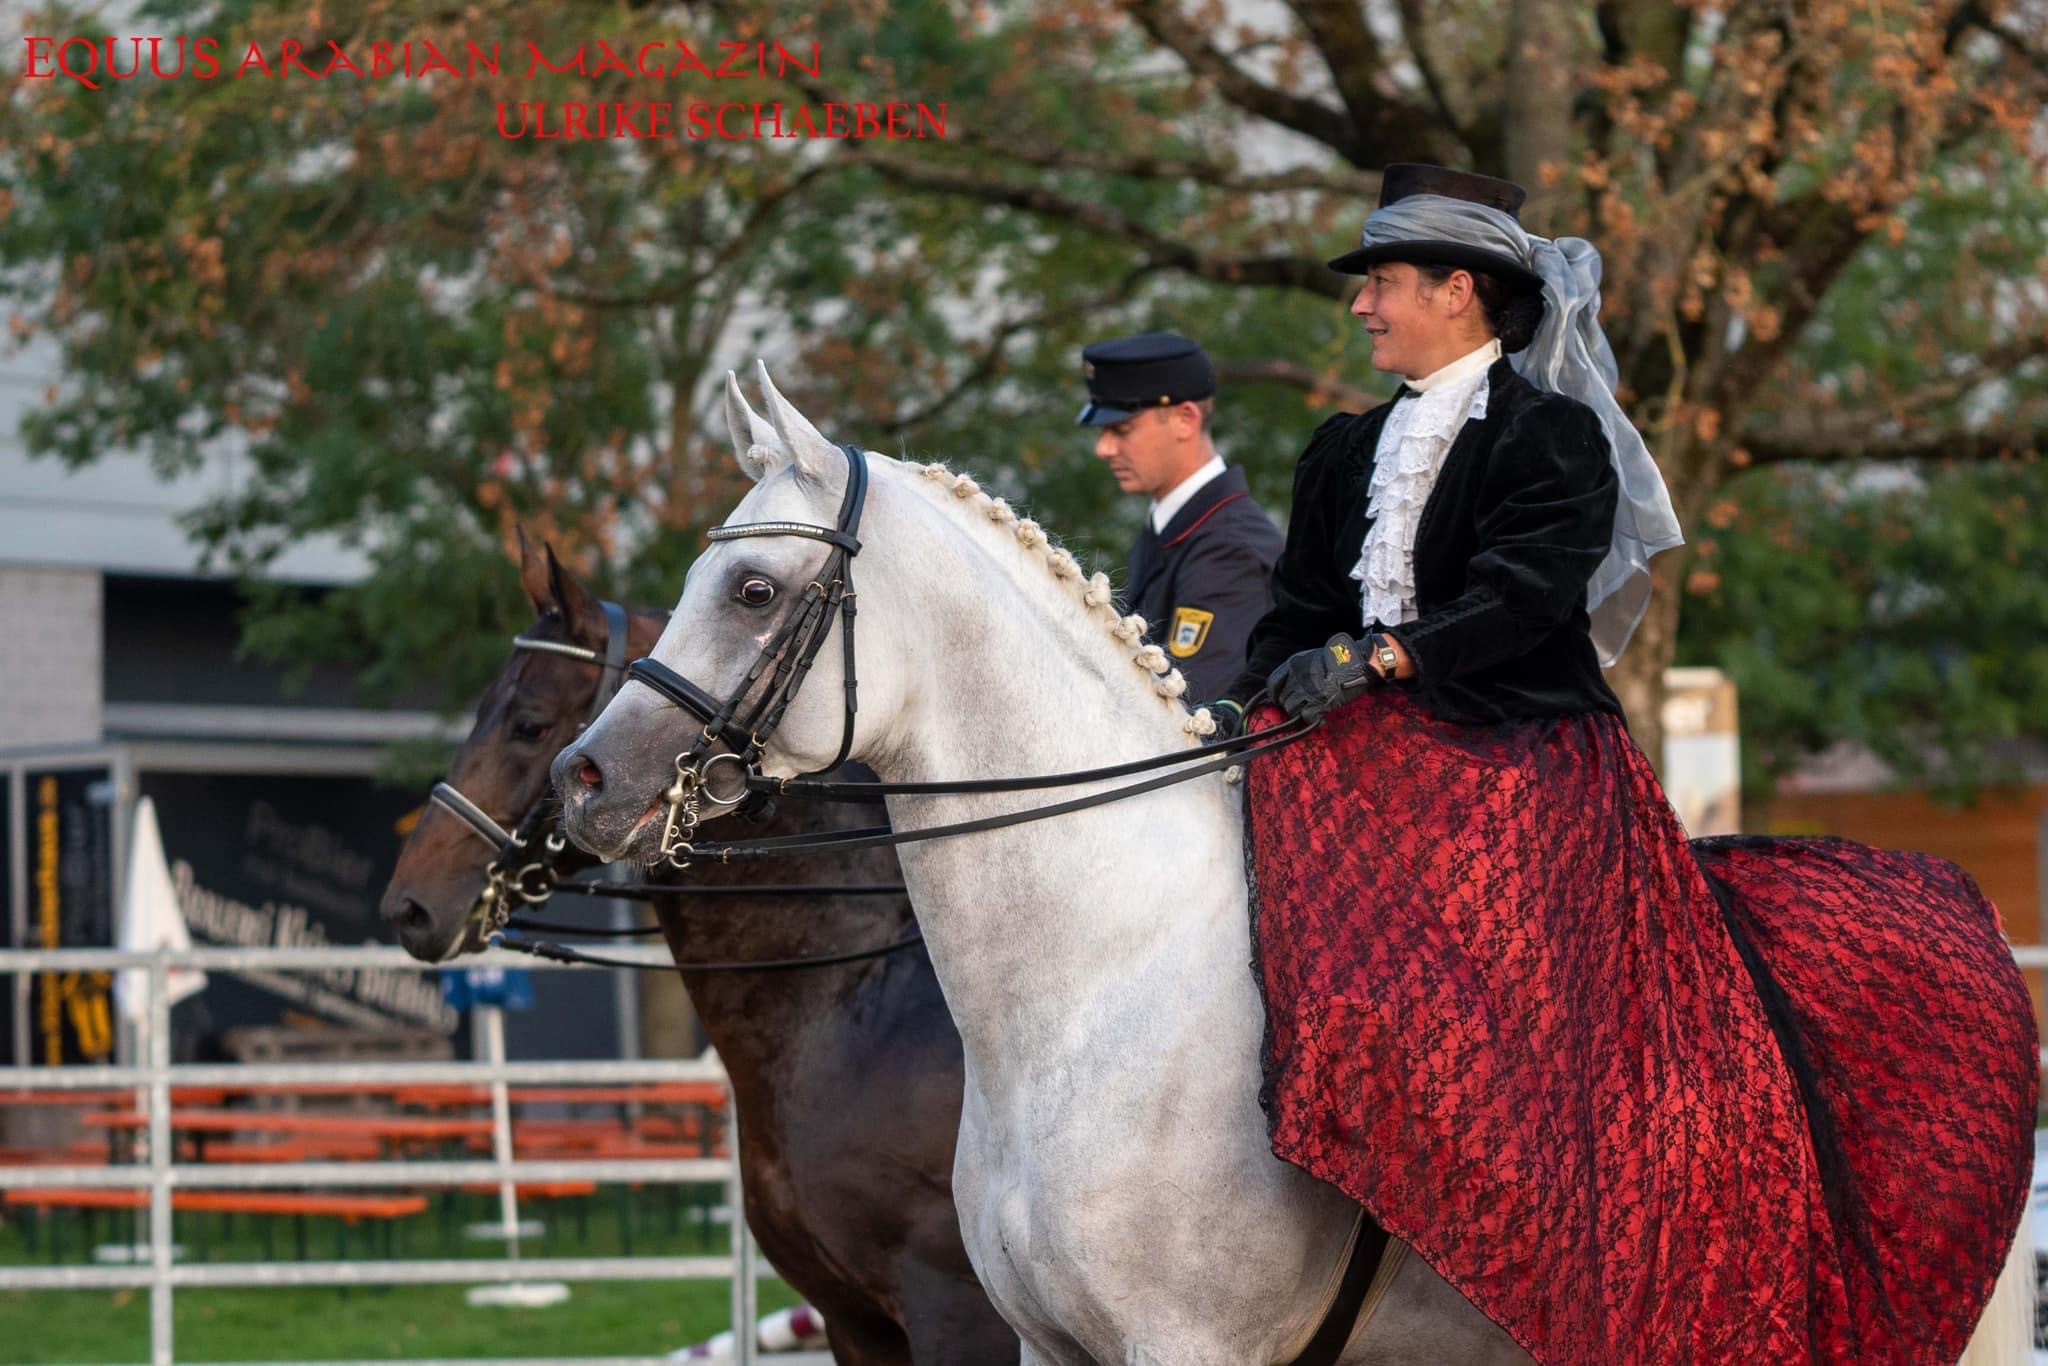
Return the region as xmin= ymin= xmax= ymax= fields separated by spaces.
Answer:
xmin=510 ymin=718 xmax=550 ymax=742
xmin=737 ymin=577 xmax=777 ymax=607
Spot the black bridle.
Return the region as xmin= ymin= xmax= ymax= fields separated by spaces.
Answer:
xmin=610 ymin=440 xmax=1319 ymax=872
xmin=623 ymin=443 xmax=869 ymax=868
xmin=427 ymin=600 xmax=633 ymax=942
xmin=419 ymin=587 xmax=919 ymax=974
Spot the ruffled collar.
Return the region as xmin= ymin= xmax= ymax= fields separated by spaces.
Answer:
xmin=1350 ymin=342 xmax=1499 ymax=626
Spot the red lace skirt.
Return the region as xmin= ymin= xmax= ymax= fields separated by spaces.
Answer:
xmin=1245 ymin=691 xmax=2035 ymax=1365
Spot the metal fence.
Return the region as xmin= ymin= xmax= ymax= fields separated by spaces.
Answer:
xmin=11 ymin=940 xmax=2048 ymax=1365
xmin=0 ymin=944 xmax=759 ymax=1366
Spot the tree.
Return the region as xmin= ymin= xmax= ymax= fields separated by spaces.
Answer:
xmin=1676 ymin=455 xmax=2047 ymax=802
xmin=2 ymin=0 xmax=836 ymax=703
xmin=5 ymin=0 xmax=2044 ymax=774
xmin=704 ymin=0 xmax=2048 ymax=755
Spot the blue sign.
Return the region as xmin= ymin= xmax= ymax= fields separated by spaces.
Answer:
xmin=440 ymin=967 xmax=534 ymax=1011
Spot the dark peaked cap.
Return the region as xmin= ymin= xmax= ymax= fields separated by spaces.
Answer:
xmin=1076 ymin=332 xmax=1217 ymax=427
xmin=1328 ymin=163 xmax=1546 ymax=293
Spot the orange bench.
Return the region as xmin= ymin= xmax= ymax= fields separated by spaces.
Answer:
xmin=4 ymin=1188 xmax=430 ymax=1261
xmin=3 ymin=1189 xmax=426 ymax=1220
xmin=457 ymin=1180 xmax=597 ymax=1200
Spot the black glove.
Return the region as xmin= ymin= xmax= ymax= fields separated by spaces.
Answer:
xmin=1199 ymin=699 xmax=1247 ymax=741
xmin=1268 ymin=633 xmax=1380 ymax=722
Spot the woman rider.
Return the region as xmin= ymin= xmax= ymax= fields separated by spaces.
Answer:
xmin=1208 ymin=164 xmax=2034 ymax=1364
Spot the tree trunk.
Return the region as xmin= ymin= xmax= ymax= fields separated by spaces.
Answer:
xmin=1606 ymin=553 xmax=1686 ymax=776
xmin=1504 ymin=0 xmax=1577 ymax=233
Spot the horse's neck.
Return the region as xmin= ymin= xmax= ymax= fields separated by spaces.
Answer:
xmin=870 ymin=529 xmax=1249 ymax=1085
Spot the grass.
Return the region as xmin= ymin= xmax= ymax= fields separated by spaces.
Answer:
xmin=0 ymin=1187 xmax=800 ymax=1363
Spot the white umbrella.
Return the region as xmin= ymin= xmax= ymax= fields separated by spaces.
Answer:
xmin=116 ymin=796 xmax=207 ymax=1022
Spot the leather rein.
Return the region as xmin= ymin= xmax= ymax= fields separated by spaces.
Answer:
xmin=618 ymin=439 xmax=1318 ymax=870
xmin=425 ymin=596 xmax=918 ymax=975
xmin=435 ymin=440 xmax=1316 ymax=973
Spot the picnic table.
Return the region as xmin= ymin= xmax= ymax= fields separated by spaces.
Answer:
xmin=4 ymin=1188 xmax=430 ymax=1261
xmin=80 ymin=1109 xmax=492 ymax=1162
xmin=393 ymin=1082 xmax=728 ymax=1109
xmin=0 ymin=1087 xmax=231 ymax=1108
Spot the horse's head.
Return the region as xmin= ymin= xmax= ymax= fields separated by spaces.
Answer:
xmin=380 ymin=532 xmax=659 ymax=961
xmin=556 ymin=365 xmax=923 ymax=866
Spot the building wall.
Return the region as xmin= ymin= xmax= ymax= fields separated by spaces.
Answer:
xmin=0 ymin=567 xmax=101 ymax=748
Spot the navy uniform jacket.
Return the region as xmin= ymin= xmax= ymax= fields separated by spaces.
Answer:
xmin=1123 ymin=466 xmax=1286 ymax=702
xmin=1225 ymin=359 xmax=1623 ymax=725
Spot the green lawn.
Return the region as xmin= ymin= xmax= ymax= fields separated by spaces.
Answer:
xmin=0 ymin=1278 xmax=801 ymax=1364
xmin=0 ymin=1188 xmax=800 ymax=1363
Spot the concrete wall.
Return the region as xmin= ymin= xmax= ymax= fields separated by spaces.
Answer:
xmin=0 ymin=567 xmax=101 ymax=748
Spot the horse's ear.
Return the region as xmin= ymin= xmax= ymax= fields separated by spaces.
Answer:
xmin=516 ymin=527 xmax=555 ymax=617
xmin=755 ymin=360 xmax=845 ymax=491
xmin=724 ymin=371 xmax=783 ymax=483
xmin=544 ymin=544 xmax=603 ymax=639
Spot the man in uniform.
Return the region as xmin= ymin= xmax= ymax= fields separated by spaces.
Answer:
xmin=1077 ymin=331 xmax=1284 ymax=725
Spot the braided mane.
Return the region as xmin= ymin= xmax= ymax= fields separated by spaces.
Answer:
xmin=901 ymin=460 xmax=1220 ymax=741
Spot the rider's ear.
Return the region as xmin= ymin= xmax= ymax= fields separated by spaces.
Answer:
xmin=544 ymin=544 xmax=603 ymax=639
xmin=756 ymin=360 xmax=847 ymax=493
xmin=724 ymin=371 xmax=784 ymax=483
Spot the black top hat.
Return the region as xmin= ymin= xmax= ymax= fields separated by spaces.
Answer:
xmin=1327 ymin=164 xmax=1545 ymax=293
xmin=1076 ymin=332 xmax=1217 ymax=427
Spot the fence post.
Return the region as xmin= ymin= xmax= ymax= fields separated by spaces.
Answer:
xmin=483 ymin=1004 xmax=523 ymax=1262
xmin=147 ymin=952 xmax=173 ymax=1366
xmin=729 ymin=1085 xmax=755 ymax=1366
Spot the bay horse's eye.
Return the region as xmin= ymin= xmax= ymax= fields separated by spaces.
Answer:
xmin=737 ymin=577 xmax=777 ymax=608
xmin=510 ymin=718 xmax=550 ymax=743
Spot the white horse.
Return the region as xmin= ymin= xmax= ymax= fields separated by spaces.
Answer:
xmin=555 ymin=364 xmax=2034 ymax=1366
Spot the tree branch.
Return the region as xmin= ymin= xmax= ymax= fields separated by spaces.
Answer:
xmin=1281 ymin=0 xmax=1459 ymax=162
xmin=1215 ymin=358 xmax=1382 ymax=412
xmin=949 ymin=136 xmax=1381 ymax=198
xmin=1117 ymin=0 xmax=1369 ymax=165
xmin=1392 ymin=0 xmax=1482 ymax=151
xmin=852 ymin=154 xmax=1349 ymax=299
xmin=883 ymin=272 xmax=1154 ymax=434
xmin=1743 ymin=419 xmax=2047 ymax=466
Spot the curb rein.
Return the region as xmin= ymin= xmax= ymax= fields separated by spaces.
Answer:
xmin=617 ymin=440 xmax=1320 ymax=868
xmin=447 ymin=439 xmax=1317 ymax=973
xmin=426 ymin=593 xmax=918 ymax=975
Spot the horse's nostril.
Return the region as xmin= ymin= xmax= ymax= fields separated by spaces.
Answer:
xmin=577 ymin=758 xmax=603 ymax=790
xmin=400 ymin=898 xmax=432 ymax=932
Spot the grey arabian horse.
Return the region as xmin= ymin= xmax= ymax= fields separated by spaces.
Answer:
xmin=380 ymin=535 xmax=1016 ymax=1365
xmin=552 ymin=366 xmax=2035 ymax=1366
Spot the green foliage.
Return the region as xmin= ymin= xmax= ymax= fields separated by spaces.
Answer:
xmin=1676 ymin=457 xmax=2048 ymax=800
xmin=1 ymin=0 xmax=2040 ymax=801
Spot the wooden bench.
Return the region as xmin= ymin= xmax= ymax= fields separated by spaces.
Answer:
xmin=3 ymin=1188 xmax=429 ymax=1261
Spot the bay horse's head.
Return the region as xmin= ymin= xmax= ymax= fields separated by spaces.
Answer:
xmin=380 ymin=533 xmax=660 ymax=961
xmin=555 ymin=365 xmax=924 ymax=867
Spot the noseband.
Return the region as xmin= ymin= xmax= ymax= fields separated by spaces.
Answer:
xmin=428 ymin=599 xmax=631 ymax=936
xmin=624 ymin=443 xmax=869 ymax=868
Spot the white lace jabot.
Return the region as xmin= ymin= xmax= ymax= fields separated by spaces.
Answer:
xmin=1350 ymin=338 xmax=1501 ymax=627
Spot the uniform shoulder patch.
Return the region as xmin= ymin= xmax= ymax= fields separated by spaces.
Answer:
xmin=1168 ymin=607 xmax=1214 ymax=658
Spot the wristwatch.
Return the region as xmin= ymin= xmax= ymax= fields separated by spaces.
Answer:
xmin=1368 ymin=633 xmax=1400 ymax=680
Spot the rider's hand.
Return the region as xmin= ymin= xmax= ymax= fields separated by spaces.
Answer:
xmin=1268 ymin=634 xmax=1381 ymax=723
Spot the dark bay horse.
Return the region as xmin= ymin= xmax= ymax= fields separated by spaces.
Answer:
xmin=379 ymin=537 xmax=1015 ymax=1366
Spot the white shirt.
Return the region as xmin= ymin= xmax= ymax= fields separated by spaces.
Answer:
xmin=1350 ymin=338 xmax=1501 ymax=626
xmin=1149 ymin=454 xmax=1227 ymax=534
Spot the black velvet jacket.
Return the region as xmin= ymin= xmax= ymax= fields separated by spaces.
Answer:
xmin=1226 ymin=359 xmax=1625 ymax=726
